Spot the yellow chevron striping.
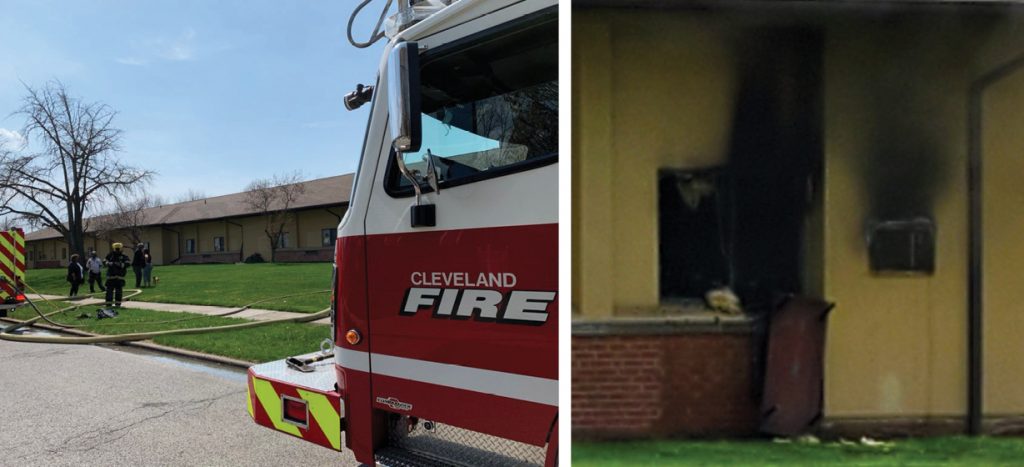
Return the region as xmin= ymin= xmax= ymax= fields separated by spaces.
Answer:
xmin=0 ymin=233 xmax=15 ymax=300
xmin=296 ymin=388 xmax=342 ymax=451
xmin=13 ymin=230 xmax=24 ymax=279
xmin=0 ymin=236 xmax=14 ymax=267
xmin=252 ymin=378 xmax=301 ymax=437
xmin=247 ymin=383 xmax=254 ymax=418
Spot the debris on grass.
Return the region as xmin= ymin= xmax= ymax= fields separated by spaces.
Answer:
xmin=860 ymin=437 xmax=895 ymax=449
xmin=772 ymin=435 xmax=820 ymax=444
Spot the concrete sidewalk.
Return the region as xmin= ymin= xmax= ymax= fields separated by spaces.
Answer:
xmin=34 ymin=294 xmax=331 ymax=325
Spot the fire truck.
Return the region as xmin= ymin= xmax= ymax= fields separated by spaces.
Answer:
xmin=246 ymin=1 xmax=558 ymax=465
xmin=0 ymin=228 xmax=27 ymax=318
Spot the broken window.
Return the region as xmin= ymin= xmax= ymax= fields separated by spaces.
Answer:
xmin=658 ymin=168 xmax=732 ymax=301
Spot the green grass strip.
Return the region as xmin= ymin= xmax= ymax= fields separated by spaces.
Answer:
xmin=573 ymin=437 xmax=1024 ymax=466
xmin=25 ymin=262 xmax=332 ymax=313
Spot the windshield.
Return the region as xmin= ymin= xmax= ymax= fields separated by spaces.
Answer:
xmin=388 ymin=13 xmax=558 ymax=193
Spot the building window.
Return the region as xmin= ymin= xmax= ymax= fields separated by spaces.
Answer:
xmin=322 ymin=228 xmax=337 ymax=247
xmin=62 ymin=247 xmax=67 ymax=260
xmin=277 ymin=233 xmax=290 ymax=249
xmin=658 ymin=169 xmax=731 ymax=301
xmin=214 ymin=236 xmax=225 ymax=252
xmin=185 ymin=239 xmax=196 ymax=254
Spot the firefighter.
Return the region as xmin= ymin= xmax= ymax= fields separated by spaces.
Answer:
xmin=104 ymin=243 xmax=131 ymax=308
xmin=131 ymin=243 xmax=146 ymax=288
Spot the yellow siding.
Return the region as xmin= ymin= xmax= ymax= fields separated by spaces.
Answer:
xmin=573 ymin=10 xmax=737 ymax=314
xmin=821 ymin=19 xmax=971 ymax=418
xmin=296 ymin=209 xmax=343 ymax=249
xmin=981 ymin=63 xmax=1024 ymax=416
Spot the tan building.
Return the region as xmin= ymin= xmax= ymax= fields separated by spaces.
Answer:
xmin=572 ymin=2 xmax=1024 ymax=438
xmin=25 ymin=174 xmax=352 ymax=268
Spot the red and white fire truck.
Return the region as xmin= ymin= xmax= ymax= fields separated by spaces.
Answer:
xmin=0 ymin=228 xmax=27 ymax=318
xmin=246 ymin=1 xmax=558 ymax=465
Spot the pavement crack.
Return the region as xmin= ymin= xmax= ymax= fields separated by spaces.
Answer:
xmin=51 ymin=389 xmax=244 ymax=456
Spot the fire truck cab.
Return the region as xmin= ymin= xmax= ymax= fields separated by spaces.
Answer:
xmin=247 ymin=1 xmax=558 ymax=465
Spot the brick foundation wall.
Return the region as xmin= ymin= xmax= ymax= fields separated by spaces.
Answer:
xmin=572 ymin=319 xmax=760 ymax=439
xmin=178 ymin=252 xmax=239 ymax=264
xmin=273 ymin=248 xmax=332 ymax=262
xmin=31 ymin=260 xmax=61 ymax=269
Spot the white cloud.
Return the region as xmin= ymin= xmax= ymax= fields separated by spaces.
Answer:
xmin=115 ymin=56 xmax=149 ymax=66
xmin=0 ymin=128 xmax=26 ymax=148
xmin=160 ymin=28 xmax=196 ymax=61
xmin=116 ymin=28 xmax=199 ymax=66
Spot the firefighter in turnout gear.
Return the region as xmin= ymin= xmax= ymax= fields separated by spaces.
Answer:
xmin=104 ymin=243 xmax=131 ymax=308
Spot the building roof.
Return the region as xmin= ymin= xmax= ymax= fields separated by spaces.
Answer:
xmin=24 ymin=173 xmax=353 ymax=242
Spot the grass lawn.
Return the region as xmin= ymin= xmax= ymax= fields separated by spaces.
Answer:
xmin=5 ymin=302 xmax=331 ymax=362
xmin=25 ymin=262 xmax=332 ymax=313
xmin=573 ymin=437 xmax=1024 ymax=466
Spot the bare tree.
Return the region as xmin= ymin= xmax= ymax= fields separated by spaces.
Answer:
xmin=91 ymin=194 xmax=159 ymax=246
xmin=0 ymin=81 xmax=153 ymax=258
xmin=243 ymin=172 xmax=306 ymax=262
xmin=175 ymin=188 xmax=206 ymax=203
xmin=0 ymin=216 xmax=18 ymax=232
xmin=0 ymin=141 xmax=15 ymax=233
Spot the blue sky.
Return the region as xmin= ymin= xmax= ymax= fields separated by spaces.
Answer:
xmin=0 ymin=0 xmax=388 ymax=202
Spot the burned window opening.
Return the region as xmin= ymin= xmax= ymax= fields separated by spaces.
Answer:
xmin=658 ymin=168 xmax=733 ymax=303
xmin=658 ymin=28 xmax=823 ymax=312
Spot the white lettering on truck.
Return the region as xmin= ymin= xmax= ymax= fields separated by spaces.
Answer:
xmin=410 ymin=271 xmax=518 ymax=288
xmin=400 ymin=286 xmax=555 ymax=325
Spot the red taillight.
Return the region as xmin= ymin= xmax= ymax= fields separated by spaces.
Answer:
xmin=15 ymin=294 xmax=25 ymax=302
xmin=282 ymin=396 xmax=308 ymax=428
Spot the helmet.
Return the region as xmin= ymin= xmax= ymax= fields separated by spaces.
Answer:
xmin=112 ymin=242 xmax=123 ymax=251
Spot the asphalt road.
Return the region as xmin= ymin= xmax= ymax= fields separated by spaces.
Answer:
xmin=0 ymin=334 xmax=358 ymax=466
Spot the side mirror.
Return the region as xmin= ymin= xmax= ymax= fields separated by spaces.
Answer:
xmin=387 ymin=42 xmax=421 ymax=153
xmin=388 ymin=41 xmax=435 ymax=228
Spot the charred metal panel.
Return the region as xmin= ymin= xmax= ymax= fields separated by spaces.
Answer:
xmin=759 ymin=295 xmax=834 ymax=437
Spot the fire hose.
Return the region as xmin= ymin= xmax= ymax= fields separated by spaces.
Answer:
xmin=0 ymin=283 xmax=331 ymax=345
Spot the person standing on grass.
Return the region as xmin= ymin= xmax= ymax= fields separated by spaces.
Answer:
xmin=131 ymin=243 xmax=146 ymax=288
xmin=85 ymin=250 xmax=105 ymax=293
xmin=104 ymin=243 xmax=131 ymax=308
xmin=142 ymin=248 xmax=153 ymax=287
xmin=66 ymin=253 xmax=84 ymax=297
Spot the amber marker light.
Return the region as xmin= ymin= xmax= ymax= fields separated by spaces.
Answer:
xmin=345 ymin=329 xmax=362 ymax=345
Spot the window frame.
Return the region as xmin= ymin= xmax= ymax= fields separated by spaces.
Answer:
xmin=382 ymin=9 xmax=558 ymax=199
xmin=213 ymin=236 xmax=225 ymax=252
xmin=321 ymin=228 xmax=337 ymax=247
xmin=185 ymin=239 xmax=196 ymax=254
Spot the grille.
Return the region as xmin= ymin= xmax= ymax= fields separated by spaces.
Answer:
xmin=381 ymin=415 xmax=547 ymax=467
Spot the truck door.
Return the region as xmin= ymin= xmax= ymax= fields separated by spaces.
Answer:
xmin=364 ymin=6 xmax=558 ymax=454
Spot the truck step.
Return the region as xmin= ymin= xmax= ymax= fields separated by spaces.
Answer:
xmin=380 ymin=417 xmax=544 ymax=467
xmin=375 ymin=447 xmax=460 ymax=467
